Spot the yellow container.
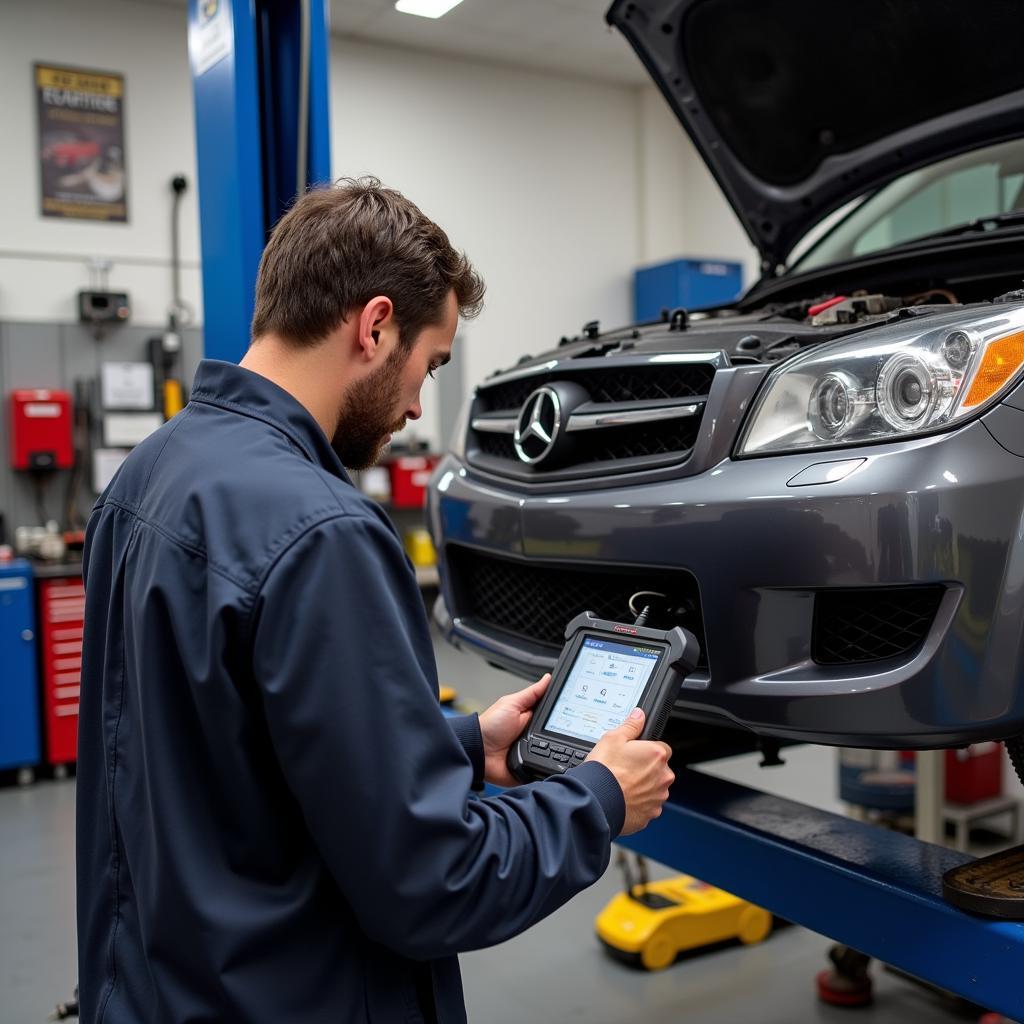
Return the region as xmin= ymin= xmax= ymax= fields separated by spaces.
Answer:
xmin=404 ymin=528 xmax=437 ymax=568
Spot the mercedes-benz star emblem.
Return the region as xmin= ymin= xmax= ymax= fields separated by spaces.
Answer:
xmin=513 ymin=386 xmax=561 ymax=465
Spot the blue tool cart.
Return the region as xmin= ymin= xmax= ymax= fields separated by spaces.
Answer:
xmin=0 ymin=559 xmax=42 ymax=772
xmin=634 ymin=257 xmax=743 ymax=322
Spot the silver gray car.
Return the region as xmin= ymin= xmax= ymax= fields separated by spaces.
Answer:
xmin=428 ymin=0 xmax=1024 ymax=751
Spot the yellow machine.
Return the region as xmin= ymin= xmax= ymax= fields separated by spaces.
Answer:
xmin=596 ymin=853 xmax=773 ymax=970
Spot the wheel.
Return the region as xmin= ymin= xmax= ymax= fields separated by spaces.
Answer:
xmin=737 ymin=905 xmax=772 ymax=945
xmin=640 ymin=928 xmax=678 ymax=971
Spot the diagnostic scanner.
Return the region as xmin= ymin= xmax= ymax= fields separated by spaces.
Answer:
xmin=508 ymin=611 xmax=700 ymax=783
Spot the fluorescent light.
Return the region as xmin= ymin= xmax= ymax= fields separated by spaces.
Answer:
xmin=394 ymin=0 xmax=464 ymax=18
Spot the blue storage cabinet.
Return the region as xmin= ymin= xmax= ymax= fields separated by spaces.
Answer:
xmin=0 ymin=559 xmax=42 ymax=770
xmin=634 ymin=257 xmax=744 ymax=322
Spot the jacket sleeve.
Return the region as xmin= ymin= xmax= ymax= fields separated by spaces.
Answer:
xmin=447 ymin=712 xmax=485 ymax=790
xmin=249 ymin=512 xmax=625 ymax=960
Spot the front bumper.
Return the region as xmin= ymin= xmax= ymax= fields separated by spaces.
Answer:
xmin=429 ymin=408 xmax=1024 ymax=748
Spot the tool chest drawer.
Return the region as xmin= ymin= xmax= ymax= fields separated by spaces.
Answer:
xmin=38 ymin=576 xmax=84 ymax=765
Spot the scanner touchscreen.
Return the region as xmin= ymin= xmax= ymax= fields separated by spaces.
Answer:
xmin=543 ymin=637 xmax=661 ymax=743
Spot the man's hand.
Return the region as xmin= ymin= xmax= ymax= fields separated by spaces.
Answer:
xmin=478 ymin=674 xmax=551 ymax=787
xmin=586 ymin=708 xmax=674 ymax=835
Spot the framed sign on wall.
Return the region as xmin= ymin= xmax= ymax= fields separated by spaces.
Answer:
xmin=35 ymin=63 xmax=128 ymax=223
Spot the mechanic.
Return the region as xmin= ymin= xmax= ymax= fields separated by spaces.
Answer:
xmin=77 ymin=177 xmax=675 ymax=1023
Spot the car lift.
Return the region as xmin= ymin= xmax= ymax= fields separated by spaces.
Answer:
xmin=186 ymin=4 xmax=1024 ymax=1021
xmin=612 ymin=763 xmax=1023 ymax=1020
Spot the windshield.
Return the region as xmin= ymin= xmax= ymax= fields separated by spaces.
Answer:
xmin=791 ymin=139 xmax=1024 ymax=273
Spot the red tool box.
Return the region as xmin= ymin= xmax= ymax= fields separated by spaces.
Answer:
xmin=945 ymin=743 xmax=1003 ymax=805
xmin=387 ymin=455 xmax=439 ymax=509
xmin=38 ymin=575 xmax=84 ymax=765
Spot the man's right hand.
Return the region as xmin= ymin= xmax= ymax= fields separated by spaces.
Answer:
xmin=585 ymin=708 xmax=674 ymax=836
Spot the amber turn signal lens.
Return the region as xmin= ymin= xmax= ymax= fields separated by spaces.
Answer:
xmin=962 ymin=331 xmax=1024 ymax=408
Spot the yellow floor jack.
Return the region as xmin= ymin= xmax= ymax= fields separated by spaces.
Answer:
xmin=595 ymin=851 xmax=773 ymax=970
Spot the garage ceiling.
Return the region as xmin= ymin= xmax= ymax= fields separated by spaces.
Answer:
xmin=134 ymin=0 xmax=648 ymax=86
xmin=330 ymin=0 xmax=647 ymax=86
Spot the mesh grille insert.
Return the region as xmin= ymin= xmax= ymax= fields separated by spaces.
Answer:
xmin=813 ymin=586 xmax=945 ymax=665
xmin=478 ymin=364 xmax=715 ymax=413
xmin=475 ymin=417 xmax=701 ymax=465
xmin=446 ymin=546 xmax=707 ymax=668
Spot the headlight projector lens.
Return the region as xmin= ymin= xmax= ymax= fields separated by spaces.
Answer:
xmin=810 ymin=372 xmax=856 ymax=439
xmin=877 ymin=353 xmax=950 ymax=430
xmin=942 ymin=330 xmax=974 ymax=371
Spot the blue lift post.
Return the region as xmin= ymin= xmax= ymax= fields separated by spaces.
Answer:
xmin=187 ymin=0 xmax=332 ymax=364
xmin=185 ymin=5 xmax=1024 ymax=1018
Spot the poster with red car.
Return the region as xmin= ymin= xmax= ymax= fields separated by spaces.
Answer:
xmin=36 ymin=63 xmax=128 ymax=222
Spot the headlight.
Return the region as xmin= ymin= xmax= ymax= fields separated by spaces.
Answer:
xmin=737 ymin=304 xmax=1024 ymax=456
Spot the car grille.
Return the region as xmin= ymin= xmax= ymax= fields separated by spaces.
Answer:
xmin=813 ymin=586 xmax=945 ymax=665
xmin=468 ymin=359 xmax=716 ymax=482
xmin=476 ymin=364 xmax=716 ymax=412
xmin=446 ymin=545 xmax=708 ymax=668
xmin=475 ymin=417 xmax=702 ymax=463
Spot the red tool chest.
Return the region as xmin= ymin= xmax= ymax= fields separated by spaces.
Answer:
xmin=38 ymin=575 xmax=84 ymax=765
xmin=387 ymin=454 xmax=439 ymax=509
xmin=945 ymin=742 xmax=1004 ymax=805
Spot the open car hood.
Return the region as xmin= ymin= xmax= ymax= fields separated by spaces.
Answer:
xmin=607 ymin=0 xmax=1024 ymax=269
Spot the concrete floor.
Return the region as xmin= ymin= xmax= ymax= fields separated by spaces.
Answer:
xmin=0 ymin=631 xmax=1010 ymax=1023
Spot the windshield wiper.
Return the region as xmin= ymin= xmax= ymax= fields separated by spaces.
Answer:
xmin=887 ymin=211 xmax=1024 ymax=250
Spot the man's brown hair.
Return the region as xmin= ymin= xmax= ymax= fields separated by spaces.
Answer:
xmin=251 ymin=177 xmax=485 ymax=347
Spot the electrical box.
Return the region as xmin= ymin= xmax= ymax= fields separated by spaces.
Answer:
xmin=9 ymin=389 xmax=74 ymax=471
xmin=634 ymin=258 xmax=744 ymax=322
xmin=78 ymin=290 xmax=130 ymax=325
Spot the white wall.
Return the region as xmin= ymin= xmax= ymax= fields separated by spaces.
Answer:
xmin=638 ymin=86 xmax=759 ymax=283
xmin=0 ymin=3 xmax=761 ymax=449
xmin=0 ymin=0 xmax=202 ymax=328
xmin=331 ymin=39 xmax=643 ymax=448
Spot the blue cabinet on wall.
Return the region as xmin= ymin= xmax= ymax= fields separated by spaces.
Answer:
xmin=0 ymin=559 xmax=41 ymax=770
xmin=634 ymin=257 xmax=744 ymax=322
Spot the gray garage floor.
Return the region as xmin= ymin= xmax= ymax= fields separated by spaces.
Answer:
xmin=0 ymin=631 xmax=1012 ymax=1023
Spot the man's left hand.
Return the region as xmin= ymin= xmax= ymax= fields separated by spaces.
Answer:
xmin=478 ymin=674 xmax=552 ymax=787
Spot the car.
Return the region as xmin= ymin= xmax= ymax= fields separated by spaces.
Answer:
xmin=42 ymin=137 xmax=100 ymax=169
xmin=595 ymin=874 xmax=773 ymax=970
xmin=427 ymin=0 xmax=1024 ymax=757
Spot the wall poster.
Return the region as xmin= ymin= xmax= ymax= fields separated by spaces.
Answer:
xmin=35 ymin=63 xmax=128 ymax=222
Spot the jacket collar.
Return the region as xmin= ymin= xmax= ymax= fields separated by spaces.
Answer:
xmin=189 ymin=360 xmax=351 ymax=482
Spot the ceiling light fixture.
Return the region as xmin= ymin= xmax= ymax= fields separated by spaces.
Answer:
xmin=394 ymin=0 xmax=464 ymax=18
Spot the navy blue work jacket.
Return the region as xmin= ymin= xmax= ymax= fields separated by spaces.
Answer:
xmin=77 ymin=359 xmax=625 ymax=1023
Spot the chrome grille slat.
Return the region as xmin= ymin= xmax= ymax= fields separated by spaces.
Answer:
xmin=466 ymin=355 xmax=717 ymax=480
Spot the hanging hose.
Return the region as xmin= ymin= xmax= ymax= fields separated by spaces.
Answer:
xmin=296 ymin=0 xmax=311 ymax=195
xmin=1005 ymin=735 xmax=1024 ymax=788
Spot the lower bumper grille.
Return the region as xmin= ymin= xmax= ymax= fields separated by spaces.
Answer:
xmin=813 ymin=586 xmax=945 ymax=665
xmin=446 ymin=546 xmax=708 ymax=668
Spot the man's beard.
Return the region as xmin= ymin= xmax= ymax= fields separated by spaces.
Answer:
xmin=332 ymin=346 xmax=409 ymax=470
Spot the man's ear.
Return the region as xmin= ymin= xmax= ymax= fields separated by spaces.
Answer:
xmin=356 ymin=296 xmax=395 ymax=361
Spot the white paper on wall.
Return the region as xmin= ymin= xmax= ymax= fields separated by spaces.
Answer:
xmin=103 ymin=412 xmax=163 ymax=446
xmin=92 ymin=448 xmax=130 ymax=493
xmin=101 ymin=362 xmax=155 ymax=410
